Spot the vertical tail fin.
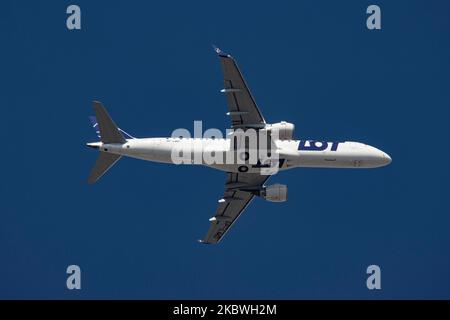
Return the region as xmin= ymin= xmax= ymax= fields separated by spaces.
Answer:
xmin=89 ymin=115 xmax=135 ymax=140
xmin=92 ymin=101 xmax=126 ymax=144
xmin=89 ymin=109 xmax=136 ymax=140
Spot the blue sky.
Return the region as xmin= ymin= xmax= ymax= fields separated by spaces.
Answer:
xmin=1 ymin=0 xmax=449 ymax=299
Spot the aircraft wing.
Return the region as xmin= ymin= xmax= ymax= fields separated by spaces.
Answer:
xmin=200 ymin=172 xmax=270 ymax=244
xmin=214 ymin=46 xmax=266 ymax=129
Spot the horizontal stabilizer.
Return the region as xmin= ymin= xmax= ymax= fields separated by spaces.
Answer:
xmin=87 ymin=152 xmax=122 ymax=184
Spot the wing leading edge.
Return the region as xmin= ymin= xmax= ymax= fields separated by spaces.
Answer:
xmin=200 ymin=172 xmax=270 ymax=244
xmin=213 ymin=46 xmax=266 ymax=129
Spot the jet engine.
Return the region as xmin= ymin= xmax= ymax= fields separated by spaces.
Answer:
xmin=261 ymin=184 xmax=288 ymax=202
xmin=266 ymin=121 xmax=295 ymax=140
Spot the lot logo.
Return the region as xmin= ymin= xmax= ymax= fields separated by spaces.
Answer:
xmin=298 ymin=141 xmax=342 ymax=152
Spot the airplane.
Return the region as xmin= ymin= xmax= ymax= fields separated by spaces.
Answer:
xmin=86 ymin=46 xmax=392 ymax=244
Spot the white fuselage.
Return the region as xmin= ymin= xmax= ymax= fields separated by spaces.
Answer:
xmin=88 ymin=137 xmax=391 ymax=174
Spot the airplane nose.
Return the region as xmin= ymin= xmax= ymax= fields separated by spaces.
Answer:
xmin=382 ymin=152 xmax=392 ymax=165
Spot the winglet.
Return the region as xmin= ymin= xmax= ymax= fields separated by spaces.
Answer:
xmin=212 ymin=44 xmax=231 ymax=58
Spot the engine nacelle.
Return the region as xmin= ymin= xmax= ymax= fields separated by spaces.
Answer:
xmin=261 ymin=184 xmax=288 ymax=202
xmin=266 ymin=121 xmax=295 ymax=140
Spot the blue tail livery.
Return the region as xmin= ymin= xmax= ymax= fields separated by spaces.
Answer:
xmin=89 ymin=116 xmax=135 ymax=140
